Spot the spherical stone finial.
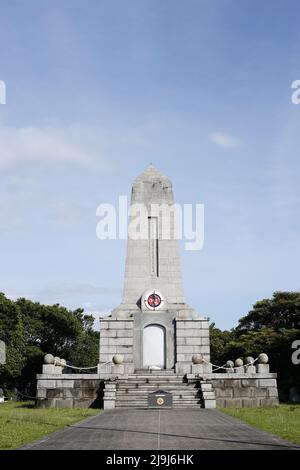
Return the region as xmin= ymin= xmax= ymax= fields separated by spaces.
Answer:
xmin=192 ymin=354 xmax=203 ymax=364
xmin=235 ymin=358 xmax=244 ymax=367
xmin=226 ymin=360 xmax=234 ymax=368
xmin=44 ymin=354 xmax=54 ymax=365
xmin=245 ymin=356 xmax=255 ymax=365
xmin=112 ymin=354 xmax=124 ymax=365
xmin=258 ymin=353 xmax=269 ymax=364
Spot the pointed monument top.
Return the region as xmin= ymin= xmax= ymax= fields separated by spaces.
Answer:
xmin=134 ymin=164 xmax=171 ymax=185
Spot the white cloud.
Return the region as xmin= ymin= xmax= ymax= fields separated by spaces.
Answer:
xmin=209 ymin=131 xmax=240 ymax=148
xmin=0 ymin=124 xmax=113 ymax=169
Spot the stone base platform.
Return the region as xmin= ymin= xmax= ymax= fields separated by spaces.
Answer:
xmin=36 ymin=374 xmax=103 ymax=409
xmin=187 ymin=372 xmax=279 ymax=408
xmin=36 ymin=369 xmax=279 ymax=409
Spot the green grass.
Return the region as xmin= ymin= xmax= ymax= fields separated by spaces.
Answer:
xmin=0 ymin=401 xmax=101 ymax=450
xmin=221 ymin=404 xmax=300 ymax=445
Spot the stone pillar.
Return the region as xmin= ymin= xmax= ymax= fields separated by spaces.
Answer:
xmin=103 ymin=382 xmax=116 ymax=409
xmin=99 ymin=318 xmax=134 ymax=378
xmin=175 ymin=318 xmax=211 ymax=374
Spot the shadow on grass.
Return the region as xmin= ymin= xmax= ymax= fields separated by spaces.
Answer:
xmin=15 ymin=402 xmax=36 ymax=409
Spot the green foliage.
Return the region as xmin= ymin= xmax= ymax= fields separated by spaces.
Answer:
xmin=237 ymin=291 xmax=300 ymax=331
xmin=0 ymin=293 xmax=26 ymax=391
xmin=1 ymin=289 xmax=299 ymax=401
xmin=225 ymin=328 xmax=300 ymax=396
xmin=0 ymin=293 xmax=99 ymax=395
xmin=210 ymin=292 xmax=300 ymax=399
xmin=70 ymin=330 xmax=100 ymax=369
xmin=209 ymin=323 xmax=233 ymax=365
xmin=15 ymin=298 xmax=84 ymax=357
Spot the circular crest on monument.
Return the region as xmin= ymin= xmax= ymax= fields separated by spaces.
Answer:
xmin=143 ymin=289 xmax=164 ymax=311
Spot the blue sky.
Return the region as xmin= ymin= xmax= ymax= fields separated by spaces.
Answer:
xmin=0 ymin=0 xmax=299 ymax=330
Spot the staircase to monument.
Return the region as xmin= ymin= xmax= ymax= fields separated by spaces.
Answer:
xmin=115 ymin=370 xmax=202 ymax=408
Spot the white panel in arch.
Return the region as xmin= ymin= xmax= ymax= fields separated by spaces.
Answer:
xmin=143 ymin=324 xmax=165 ymax=368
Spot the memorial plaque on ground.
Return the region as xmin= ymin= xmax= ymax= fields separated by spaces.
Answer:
xmin=148 ymin=389 xmax=173 ymax=408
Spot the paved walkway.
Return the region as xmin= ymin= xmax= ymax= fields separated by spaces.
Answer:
xmin=23 ymin=409 xmax=299 ymax=450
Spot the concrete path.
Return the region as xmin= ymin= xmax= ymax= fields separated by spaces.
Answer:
xmin=23 ymin=409 xmax=299 ymax=450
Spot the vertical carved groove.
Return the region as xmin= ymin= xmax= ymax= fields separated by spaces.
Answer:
xmin=148 ymin=216 xmax=159 ymax=277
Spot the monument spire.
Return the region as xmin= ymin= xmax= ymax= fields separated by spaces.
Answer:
xmin=120 ymin=165 xmax=185 ymax=310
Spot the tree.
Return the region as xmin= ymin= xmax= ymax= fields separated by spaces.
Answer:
xmin=223 ymin=328 xmax=300 ymax=399
xmin=15 ymin=298 xmax=84 ymax=357
xmin=209 ymin=323 xmax=233 ymax=365
xmin=237 ymin=291 xmax=300 ymax=332
xmin=209 ymin=292 xmax=300 ymax=400
xmin=0 ymin=293 xmax=99 ymax=395
xmin=0 ymin=293 xmax=26 ymax=393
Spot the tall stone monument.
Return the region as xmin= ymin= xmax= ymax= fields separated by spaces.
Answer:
xmin=98 ymin=165 xmax=211 ymax=376
xmin=36 ymin=164 xmax=279 ymax=410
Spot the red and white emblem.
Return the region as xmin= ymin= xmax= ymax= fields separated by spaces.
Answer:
xmin=143 ymin=290 xmax=164 ymax=311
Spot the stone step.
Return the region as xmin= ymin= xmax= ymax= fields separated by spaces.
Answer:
xmin=116 ymin=400 xmax=201 ymax=406
xmin=116 ymin=394 xmax=200 ymax=399
xmin=127 ymin=377 xmax=185 ymax=382
xmin=117 ymin=392 xmax=199 ymax=396
xmin=113 ymin=374 xmax=203 ymax=409
xmin=119 ymin=382 xmax=187 ymax=387
xmin=119 ymin=380 xmax=189 ymax=385
xmin=116 ymin=404 xmax=202 ymax=410
xmin=129 ymin=373 xmax=184 ymax=377
xmin=117 ymin=385 xmax=191 ymax=390
xmin=116 ymin=395 xmax=201 ymax=401
xmin=117 ymin=384 xmax=196 ymax=389
xmin=116 ymin=392 xmax=199 ymax=400
xmin=202 ymin=391 xmax=216 ymax=399
xmin=121 ymin=385 xmax=187 ymax=388
xmin=117 ymin=390 xmax=198 ymax=393
xmin=120 ymin=384 xmax=187 ymax=388
xmin=133 ymin=369 xmax=178 ymax=375
xmin=116 ymin=403 xmax=201 ymax=408
xmin=127 ymin=376 xmax=185 ymax=380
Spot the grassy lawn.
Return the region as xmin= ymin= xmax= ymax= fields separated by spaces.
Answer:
xmin=0 ymin=401 xmax=101 ymax=450
xmin=221 ymin=404 xmax=300 ymax=445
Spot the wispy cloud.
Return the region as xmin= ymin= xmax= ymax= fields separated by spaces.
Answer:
xmin=0 ymin=124 xmax=113 ymax=170
xmin=209 ymin=131 xmax=240 ymax=149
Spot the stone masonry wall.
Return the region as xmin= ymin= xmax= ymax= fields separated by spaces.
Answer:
xmin=175 ymin=318 xmax=211 ymax=374
xmin=210 ymin=374 xmax=279 ymax=407
xmin=99 ymin=318 xmax=134 ymax=376
xmin=36 ymin=374 xmax=103 ymax=409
